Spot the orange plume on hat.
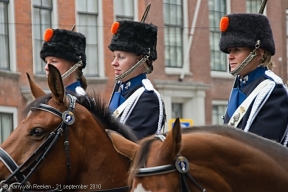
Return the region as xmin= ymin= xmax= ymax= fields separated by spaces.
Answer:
xmin=111 ymin=22 xmax=120 ymax=34
xmin=220 ymin=17 xmax=229 ymax=32
xmin=219 ymin=13 xmax=275 ymax=55
xmin=44 ymin=28 xmax=54 ymax=42
xmin=108 ymin=20 xmax=158 ymax=61
xmin=41 ymin=28 xmax=87 ymax=68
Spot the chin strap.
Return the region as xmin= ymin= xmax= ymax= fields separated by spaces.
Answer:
xmin=115 ymin=49 xmax=150 ymax=81
xmin=62 ymin=60 xmax=83 ymax=80
xmin=230 ymin=40 xmax=261 ymax=76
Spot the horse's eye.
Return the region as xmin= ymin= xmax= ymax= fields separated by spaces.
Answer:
xmin=30 ymin=128 xmax=45 ymax=137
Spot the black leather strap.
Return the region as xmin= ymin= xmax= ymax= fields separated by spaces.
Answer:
xmin=0 ymin=148 xmax=26 ymax=182
xmin=137 ymin=165 xmax=176 ymax=176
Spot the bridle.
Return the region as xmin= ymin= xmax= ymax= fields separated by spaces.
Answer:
xmin=0 ymin=94 xmax=129 ymax=192
xmin=134 ymin=135 xmax=206 ymax=192
xmin=0 ymin=94 xmax=76 ymax=191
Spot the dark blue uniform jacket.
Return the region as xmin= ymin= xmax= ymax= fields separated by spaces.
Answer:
xmin=109 ymin=74 xmax=165 ymax=140
xmin=224 ymin=67 xmax=288 ymax=144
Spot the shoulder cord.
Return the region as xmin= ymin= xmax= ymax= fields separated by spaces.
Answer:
xmin=243 ymin=78 xmax=288 ymax=147
xmin=282 ymin=127 xmax=288 ymax=147
xmin=281 ymin=83 xmax=288 ymax=147
xmin=228 ymin=79 xmax=271 ymax=127
xmin=120 ymin=87 xmax=164 ymax=133
xmin=113 ymin=87 xmax=144 ymax=118
xmin=243 ymin=80 xmax=275 ymax=132
xmin=283 ymin=85 xmax=288 ymax=146
xmin=264 ymin=71 xmax=288 ymax=146
xmin=154 ymin=90 xmax=164 ymax=133
xmin=120 ymin=87 xmax=145 ymax=124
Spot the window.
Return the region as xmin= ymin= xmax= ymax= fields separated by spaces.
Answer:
xmin=76 ymin=0 xmax=99 ymax=76
xmin=0 ymin=113 xmax=13 ymax=143
xmin=163 ymin=0 xmax=183 ymax=68
xmin=209 ymin=0 xmax=227 ymax=72
xmin=156 ymin=81 xmax=209 ymax=132
xmin=0 ymin=106 xmax=17 ymax=143
xmin=246 ymin=0 xmax=262 ymax=13
xmin=33 ymin=0 xmax=53 ymax=74
xmin=212 ymin=102 xmax=227 ymax=124
xmin=0 ymin=0 xmax=10 ymax=70
xmin=113 ymin=0 xmax=134 ymax=21
xmin=172 ymin=103 xmax=183 ymax=118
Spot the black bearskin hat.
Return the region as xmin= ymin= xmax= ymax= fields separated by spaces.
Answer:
xmin=108 ymin=20 xmax=157 ymax=61
xmin=40 ymin=28 xmax=86 ymax=69
xmin=219 ymin=13 xmax=275 ymax=55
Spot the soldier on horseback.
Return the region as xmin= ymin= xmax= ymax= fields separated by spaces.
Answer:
xmin=220 ymin=11 xmax=288 ymax=146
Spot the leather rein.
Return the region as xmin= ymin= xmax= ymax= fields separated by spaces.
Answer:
xmin=0 ymin=94 xmax=129 ymax=192
xmin=135 ymin=135 xmax=206 ymax=192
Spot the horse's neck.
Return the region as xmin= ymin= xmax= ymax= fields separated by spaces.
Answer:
xmin=73 ymin=125 xmax=130 ymax=187
xmin=181 ymin=133 xmax=288 ymax=191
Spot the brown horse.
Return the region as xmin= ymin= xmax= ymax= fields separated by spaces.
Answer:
xmin=107 ymin=118 xmax=288 ymax=192
xmin=0 ymin=64 xmax=137 ymax=191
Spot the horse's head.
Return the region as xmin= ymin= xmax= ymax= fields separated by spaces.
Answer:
xmin=108 ymin=118 xmax=183 ymax=192
xmin=0 ymin=65 xmax=136 ymax=190
xmin=0 ymin=65 xmax=90 ymax=188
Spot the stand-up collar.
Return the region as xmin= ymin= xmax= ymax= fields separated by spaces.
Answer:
xmin=66 ymin=80 xmax=82 ymax=93
xmin=121 ymin=73 xmax=146 ymax=94
xmin=237 ymin=67 xmax=267 ymax=88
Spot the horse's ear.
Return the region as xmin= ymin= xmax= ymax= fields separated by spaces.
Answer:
xmin=26 ymin=73 xmax=46 ymax=99
xmin=106 ymin=129 xmax=139 ymax=160
xmin=172 ymin=118 xmax=182 ymax=145
xmin=161 ymin=117 xmax=182 ymax=159
xmin=48 ymin=64 xmax=65 ymax=104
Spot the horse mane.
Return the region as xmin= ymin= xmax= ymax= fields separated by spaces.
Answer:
xmin=183 ymin=125 xmax=288 ymax=155
xmin=77 ymin=91 xmax=138 ymax=142
xmin=24 ymin=92 xmax=138 ymax=142
xmin=128 ymin=137 xmax=157 ymax=184
xmin=129 ymin=124 xmax=288 ymax=183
